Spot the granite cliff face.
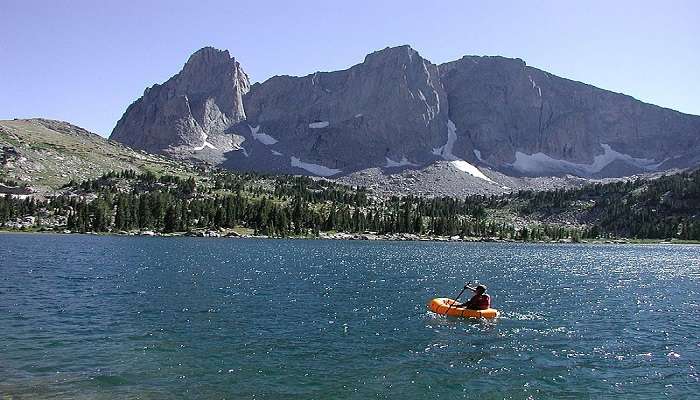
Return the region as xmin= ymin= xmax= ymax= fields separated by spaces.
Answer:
xmin=111 ymin=47 xmax=249 ymax=154
xmin=242 ymin=45 xmax=448 ymax=171
xmin=439 ymin=56 xmax=700 ymax=177
xmin=110 ymin=45 xmax=700 ymax=181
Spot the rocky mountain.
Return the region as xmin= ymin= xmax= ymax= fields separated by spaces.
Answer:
xmin=241 ymin=45 xmax=448 ymax=172
xmin=439 ymin=56 xmax=700 ymax=177
xmin=111 ymin=47 xmax=250 ymax=157
xmin=0 ymin=118 xmax=193 ymax=194
xmin=110 ymin=45 xmax=700 ymax=189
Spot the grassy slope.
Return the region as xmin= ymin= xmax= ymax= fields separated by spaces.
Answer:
xmin=0 ymin=119 xmax=193 ymax=192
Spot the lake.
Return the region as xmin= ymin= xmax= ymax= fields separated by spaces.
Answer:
xmin=1 ymin=234 xmax=698 ymax=399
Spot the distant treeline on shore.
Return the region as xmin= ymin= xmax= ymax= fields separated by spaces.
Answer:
xmin=1 ymin=168 xmax=699 ymax=241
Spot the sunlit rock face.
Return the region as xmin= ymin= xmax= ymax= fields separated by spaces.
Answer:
xmin=111 ymin=47 xmax=250 ymax=155
xmin=111 ymin=45 xmax=700 ymax=179
xmin=439 ymin=55 xmax=700 ymax=176
xmin=241 ymin=45 xmax=450 ymax=172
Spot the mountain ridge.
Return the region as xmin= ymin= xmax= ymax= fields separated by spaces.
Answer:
xmin=109 ymin=45 xmax=700 ymax=185
xmin=441 ymin=54 xmax=700 ymax=117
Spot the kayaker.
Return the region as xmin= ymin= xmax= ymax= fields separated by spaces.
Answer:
xmin=459 ymin=284 xmax=490 ymax=310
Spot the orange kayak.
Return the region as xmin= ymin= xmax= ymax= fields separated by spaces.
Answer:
xmin=428 ymin=297 xmax=500 ymax=319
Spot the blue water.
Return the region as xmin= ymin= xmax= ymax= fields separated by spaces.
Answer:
xmin=1 ymin=234 xmax=698 ymax=399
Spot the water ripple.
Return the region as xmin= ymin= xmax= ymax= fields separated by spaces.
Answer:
xmin=0 ymin=235 xmax=698 ymax=399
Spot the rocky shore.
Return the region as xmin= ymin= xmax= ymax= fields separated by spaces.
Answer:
xmin=3 ymin=228 xmax=690 ymax=245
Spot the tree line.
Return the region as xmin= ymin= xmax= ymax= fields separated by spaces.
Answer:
xmin=513 ymin=169 xmax=700 ymax=240
xmin=1 ymin=168 xmax=698 ymax=240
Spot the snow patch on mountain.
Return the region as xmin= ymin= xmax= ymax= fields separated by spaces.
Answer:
xmin=528 ymin=75 xmax=542 ymax=97
xmin=193 ymin=141 xmax=217 ymax=151
xmin=448 ymin=161 xmax=494 ymax=183
xmin=309 ymin=121 xmax=330 ymax=129
xmin=290 ymin=157 xmax=341 ymax=176
xmin=473 ymin=149 xmax=484 ymax=162
xmin=511 ymin=144 xmax=664 ymax=175
xmin=249 ymin=125 xmax=278 ymax=145
xmin=431 ymin=120 xmax=458 ymax=158
xmin=385 ymin=156 xmax=417 ymax=168
xmin=433 ymin=120 xmax=494 ymax=183
xmin=192 ymin=133 xmax=217 ymax=151
xmin=271 ymin=150 xmax=283 ymax=156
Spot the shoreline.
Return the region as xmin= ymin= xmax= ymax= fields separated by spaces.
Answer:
xmin=1 ymin=228 xmax=698 ymax=245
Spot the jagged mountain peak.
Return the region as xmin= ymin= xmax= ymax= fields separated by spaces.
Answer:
xmin=181 ymin=47 xmax=240 ymax=77
xmin=186 ymin=46 xmax=231 ymax=63
xmin=111 ymin=46 xmax=250 ymax=153
xmin=363 ymin=44 xmax=421 ymax=64
xmin=176 ymin=47 xmax=247 ymax=91
xmin=237 ymin=43 xmax=448 ymax=175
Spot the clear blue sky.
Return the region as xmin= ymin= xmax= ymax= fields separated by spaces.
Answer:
xmin=2 ymin=0 xmax=698 ymax=136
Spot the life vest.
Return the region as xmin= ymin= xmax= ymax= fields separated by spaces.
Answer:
xmin=469 ymin=293 xmax=491 ymax=310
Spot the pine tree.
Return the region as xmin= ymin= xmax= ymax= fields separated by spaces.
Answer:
xmin=163 ymin=205 xmax=179 ymax=233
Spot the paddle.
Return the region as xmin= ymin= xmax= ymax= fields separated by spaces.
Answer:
xmin=444 ymin=281 xmax=472 ymax=315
